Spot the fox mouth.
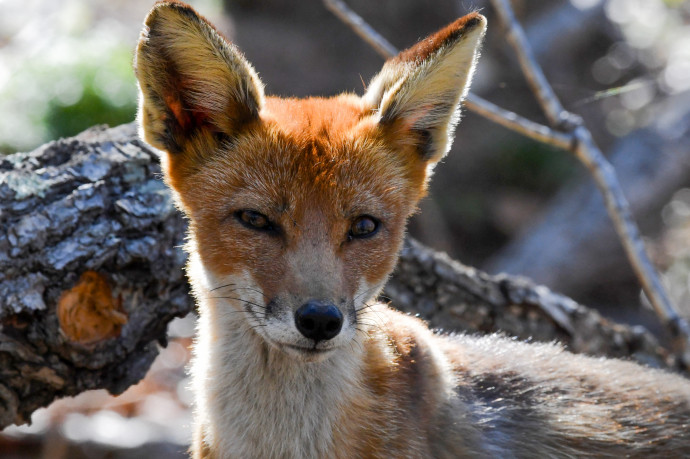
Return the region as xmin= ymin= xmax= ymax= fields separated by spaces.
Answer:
xmin=281 ymin=343 xmax=337 ymax=358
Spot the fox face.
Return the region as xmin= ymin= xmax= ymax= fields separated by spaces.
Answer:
xmin=135 ymin=1 xmax=485 ymax=361
xmin=174 ymin=97 xmax=421 ymax=360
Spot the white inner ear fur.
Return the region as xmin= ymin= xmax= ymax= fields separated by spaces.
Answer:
xmin=364 ymin=18 xmax=486 ymax=163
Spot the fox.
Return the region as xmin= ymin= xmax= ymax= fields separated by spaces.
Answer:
xmin=134 ymin=1 xmax=690 ymax=457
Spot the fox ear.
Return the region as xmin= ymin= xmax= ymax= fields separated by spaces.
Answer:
xmin=134 ymin=1 xmax=264 ymax=155
xmin=364 ymin=13 xmax=486 ymax=164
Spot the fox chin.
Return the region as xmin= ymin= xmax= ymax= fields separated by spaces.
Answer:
xmin=135 ymin=2 xmax=690 ymax=458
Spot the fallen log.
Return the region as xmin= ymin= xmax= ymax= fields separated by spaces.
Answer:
xmin=0 ymin=123 xmax=189 ymax=428
xmin=0 ymin=123 xmax=681 ymax=429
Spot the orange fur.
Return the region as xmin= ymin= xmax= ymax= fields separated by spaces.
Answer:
xmin=135 ymin=3 xmax=690 ymax=458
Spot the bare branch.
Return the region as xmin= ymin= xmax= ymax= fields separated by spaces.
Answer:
xmin=572 ymin=126 xmax=690 ymax=341
xmin=463 ymin=96 xmax=572 ymax=150
xmin=323 ymin=0 xmax=397 ymax=59
xmin=490 ymin=0 xmax=573 ymax=129
xmin=489 ymin=0 xmax=687 ymax=360
xmin=487 ymin=107 xmax=690 ymax=303
xmin=322 ymin=0 xmax=687 ymax=358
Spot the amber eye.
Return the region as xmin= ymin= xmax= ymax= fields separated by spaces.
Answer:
xmin=236 ymin=210 xmax=273 ymax=231
xmin=349 ymin=216 xmax=379 ymax=240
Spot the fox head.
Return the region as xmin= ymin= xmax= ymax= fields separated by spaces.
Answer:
xmin=135 ymin=1 xmax=486 ymax=361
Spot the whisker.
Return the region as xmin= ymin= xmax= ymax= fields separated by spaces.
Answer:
xmin=230 ymin=286 xmax=270 ymax=300
xmin=354 ymin=289 xmax=373 ymax=302
xmin=356 ymin=314 xmax=383 ymax=326
xmin=358 ymin=301 xmax=387 ymax=327
xmin=208 ymin=296 xmax=267 ymax=310
xmin=356 ymin=321 xmax=380 ymax=331
xmin=348 ymin=337 xmax=365 ymax=353
xmin=240 ymin=322 xmax=268 ymax=341
xmin=355 ymin=302 xmax=377 ymax=313
xmin=355 ymin=302 xmax=385 ymax=319
xmin=239 ymin=327 xmax=254 ymax=342
xmin=354 ymin=285 xmax=383 ymax=302
xmin=208 ymin=286 xmax=270 ymax=301
xmin=209 ymin=282 xmax=236 ymax=292
xmin=354 ymin=325 xmax=378 ymax=338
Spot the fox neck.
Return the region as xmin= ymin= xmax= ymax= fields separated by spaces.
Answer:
xmin=188 ymin=253 xmax=368 ymax=458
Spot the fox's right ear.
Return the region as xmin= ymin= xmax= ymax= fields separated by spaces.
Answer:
xmin=134 ymin=1 xmax=263 ymax=156
xmin=364 ymin=13 xmax=486 ymax=168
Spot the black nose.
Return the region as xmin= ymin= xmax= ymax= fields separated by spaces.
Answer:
xmin=294 ymin=301 xmax=343 ymax=342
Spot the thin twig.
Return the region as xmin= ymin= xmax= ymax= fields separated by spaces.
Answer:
xmin=464 ymin=96 xmax=572 ymax=150
xmin=489 ymin=0 xmax=687 ymax=357
xmin=572 ymin=126 xmax=690 ymax=340
xmin=323 ymin=0 xmax=397 ymax=58
xmin=490 ymin=0 xmax=571 ymax=129
xmin=322 ymin=0 xmax=688 ymax=359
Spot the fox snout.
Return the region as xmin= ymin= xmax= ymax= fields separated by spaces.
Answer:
xmin=294 ymin=301 xmax=344 ymax=342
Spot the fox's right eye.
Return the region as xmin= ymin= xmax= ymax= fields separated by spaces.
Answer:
xmin=236 ymin=210 xmax=274 ymax=232
xmin=349 ymin=215 xmax=379 ymax=240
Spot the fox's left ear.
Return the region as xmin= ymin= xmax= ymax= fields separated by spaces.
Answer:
xmin=134 ymin=1 xmax=264 ymax=157
xmin=364 ymin=13 xmax=486 ymax=164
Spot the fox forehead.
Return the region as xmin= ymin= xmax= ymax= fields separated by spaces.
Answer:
xmin=263 ymin=94 xmax=369 ymax=138
xmin=172 ymin=95 xmax=425 ymax=222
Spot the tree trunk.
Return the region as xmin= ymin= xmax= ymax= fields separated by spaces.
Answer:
xmin=0 ymin=123 xmax=682 ymax=430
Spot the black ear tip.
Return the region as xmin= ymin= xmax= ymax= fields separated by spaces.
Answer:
xmin=147 ymin=1 xmax=200 ymax=25
xmin=462 ymin=13 xmax=487 ymax=32
xmin=153 ymin=0 xmax=194 ymax=11
xmin=167 ymin=1 xmax=201 ymax=19
xmin=446 ymin=13 xmax=487 ymax=43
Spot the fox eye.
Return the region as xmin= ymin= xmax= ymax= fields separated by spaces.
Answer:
xmin=349 ymin=216 xmax=379 ymax=240
xmin=236 ymin=210 xmax=273 ymax=231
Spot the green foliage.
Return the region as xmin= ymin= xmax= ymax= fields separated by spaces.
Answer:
xmin=0 ymin=43 xmax=137 ymax=155
xmin=43 ymin=54 xmax=137 ymax=142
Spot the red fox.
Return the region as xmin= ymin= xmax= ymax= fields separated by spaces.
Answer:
xmin=134 ymin=1 xmax=690 ymax=457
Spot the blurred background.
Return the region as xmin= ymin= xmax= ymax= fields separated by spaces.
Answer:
xmin=1 ymin=0 xmax=689 ymax=456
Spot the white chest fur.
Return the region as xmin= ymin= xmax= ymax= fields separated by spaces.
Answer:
xmin=189 ymin=263 xmax=364 ymax=458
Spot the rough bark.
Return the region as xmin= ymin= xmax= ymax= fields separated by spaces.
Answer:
xmin=0 ymin=123 xmax=683 ymax=430
xmin=0 ymin=123 xmax=189 ymax=428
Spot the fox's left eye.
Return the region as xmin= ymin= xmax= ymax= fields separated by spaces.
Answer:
xmin=349 ymin=216 xmax=379 ymax=240
xmin=236 ymin=210 xmax=274 ymax=231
